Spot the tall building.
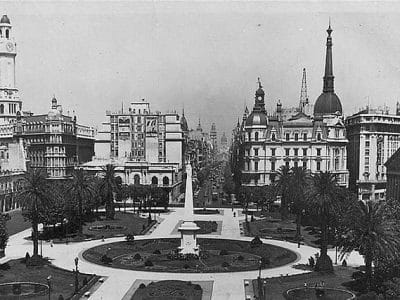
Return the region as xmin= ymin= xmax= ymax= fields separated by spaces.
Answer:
xmin=84 ymin=99 xmax=186 ymax=202
xmin=0 ymin=15 xmax=21 ymax=125
xmin=210 ymin=123 xmax=217 ymax=152
xmin=384 ymin=146 xmax=400 ymax=201
xmin=232 ymin=24 xmax=348 ymax=187
xmin=346 ymin=105 xmax=400 ymax=200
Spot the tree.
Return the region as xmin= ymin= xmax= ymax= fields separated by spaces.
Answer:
xmin=65 ymin=168 xmax=94 ymax=235
xmin=17 ymin=169 xmax=52 ymax=258
xmin=99 ymin=164 xmax=119 ymax=219
xmin=339 ymin=200 xmax=400 ymax=291
xmin=305 ymin=171 xmax=344 ymax=272
xmin=275 ymin=165 xmax=292 ymax=220
xmin=290 ymin=166 xmax=309 ymax=240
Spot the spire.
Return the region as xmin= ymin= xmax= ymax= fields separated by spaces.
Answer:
xmin=299 ymin=68 xmax=308 ymax=112
xmin=323 ymin=21 xmax=334 ymax=93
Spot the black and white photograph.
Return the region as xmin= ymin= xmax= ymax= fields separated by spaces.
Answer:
xmin=0 ymin=1 xmax=400 ymax=299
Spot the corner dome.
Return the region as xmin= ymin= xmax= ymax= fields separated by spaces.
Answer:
xmin=180 ymin=115 xmax=188 ymax=132
xmin=314 ymin=92 xmax=342 ymax=116
xmin=245 ymin=111 xmax=267 ymax=126
xmin=1 ymin=15 xmax=10 ymax=24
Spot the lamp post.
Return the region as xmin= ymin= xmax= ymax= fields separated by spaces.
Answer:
xmin=74 ymin=257 xmax=79 ymax=293
xmin=258 ymin=259 xmax=262 ymax=279
xmin=46 ymin=275 xmax=51 ymax=300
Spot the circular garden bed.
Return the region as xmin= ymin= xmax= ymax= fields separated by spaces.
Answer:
xmin=285 ymin=287 xmax=355 ymax=300
xmin=83 ymin=238 xmax=297 ymax=273
xmin=0 ymin=282 xmax=48 ymax=298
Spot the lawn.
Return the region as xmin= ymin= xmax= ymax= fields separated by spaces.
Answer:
xmin=0 ymin=258 xmax=98 ymax=300
xmin=82 ymin=238 xmax=297 ymax=273
xmin=5 ymin=209 xmax=31 ymax=236
xmin=253 ymin=266 xmax=356 ymax=300
xmin=51 ymin=212 xmax=154 ymax=243
xmin=131 ymin=280 xmax=202 ymax=300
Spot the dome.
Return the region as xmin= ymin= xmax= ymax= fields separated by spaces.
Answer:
xmin=245 ymin=111 xmax=267 ymax=126
xmin=314 ymin=92 xmax=342 ymax=116
xmin=255 ymin=87 xmax=265 ymax=97
xmin=180 ymin=115 xmax=188 ymax=132
xmin=0 ymin=15 xmax=10 ymax=24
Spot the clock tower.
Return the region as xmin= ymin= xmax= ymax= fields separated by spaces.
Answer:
xmin=0 ymin=15 xmax=21 ymax=124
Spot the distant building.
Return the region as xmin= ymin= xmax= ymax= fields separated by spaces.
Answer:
xmin=232 ymin=24 xmax=348 ymax=187
xmin=385 ymin=146 xmax=400 ymax=201
xmin=346 ymin=104 xmax=400 ymax=200
xmin=210 ymin=123 xmax=217 ymax=152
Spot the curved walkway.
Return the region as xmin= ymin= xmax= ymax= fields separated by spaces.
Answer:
xmin=2 ymin=208 xmax=364 ymax=300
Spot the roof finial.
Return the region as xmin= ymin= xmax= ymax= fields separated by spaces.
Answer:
xmin=257 ymin=77 xmax=262 ymax=89
xmin=327 ymin=18 xmax=332 ymax=36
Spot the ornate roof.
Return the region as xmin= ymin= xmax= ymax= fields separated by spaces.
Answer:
xmin=0 ymin=15 xmax=10 ymax=24
xmin=245 ymin=111 xmax=267 ymax=126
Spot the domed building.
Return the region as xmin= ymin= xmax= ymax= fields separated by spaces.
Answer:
xmin=232 ymin=25 xmax=348 ymax=187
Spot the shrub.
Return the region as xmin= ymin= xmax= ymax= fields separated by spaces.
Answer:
xmin=100 ymin=255 xmax=112 ymax=264
xmin=261 ymin=257 xmax=270 ymax=267
xmin=126 ymin=234 xmax=135 ymax=243
xmin=0 ymin=262 xmax=10 ymax=270
xmin=352 ymin=271 xmax=365 ymax=280
xmin=138 ymin=283 xmax=146 ymax=289
xmin=194 ymin=284 xmax=202 ymax=290
xmin=153 ymin=249 xmax=161 ymax=255
xmin=133 ymin=253 xmax=142 ymax=260
xmin=187 ymin=281 xmax=192 ymax=285
xmin=250 ymin=236 xmax=263 ymax=247
xmin=83 ymin=277 xmax=88 ymax=286
xmin=222 ymin=262 xmax=230 ymax=268
xmin=219 ymin=249 xmax=228 ymax=256
xmin=237 ymin=255 xmax=244 ymax=261
xmin=24 ymin=252 xmax=30 ymax=264
xmin=58 ymin=295 xmax=64 ymax=300
xmin=184 ymin=264 xmax=190 ymax=269
xmin=144 ymin=260 xmax=153 ymax=267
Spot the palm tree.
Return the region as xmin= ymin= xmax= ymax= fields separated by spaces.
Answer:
xmin=339 ymin=200 xmax=400 ymax=290
xmin=65 ymin=168 xmax=94 ymax=235
xmin=306 ymin=171 xmax=343 ymax=272
xmin=99 ymin=164 xmax=119 ymax=219
xmin=290 ymin=166 xmax=309 ymax=241
xmin=17 ymin=169 xmax=52 ymax=258
xmin=275 ymin=165 xmax=292 ymax=220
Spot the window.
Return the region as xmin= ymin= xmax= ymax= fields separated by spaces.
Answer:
xmin=134 ymin=175 xmax=140 ymax=185
xmin=248 ymin=132 xmax=251 ymax=141
xmin=6 ymin=29 xmax=9 ymax=39
xmin=286 ymin=133 xmax=290 ymax=141
xmin=335 ymin=128 xmax=340 ymax=138
xmin=303 ymin=133 xmax=307 ymax=141
xmin=294 ymin=148 xmax=298 ymax=156
xmin=285 ymin=148 xmax=290 ymax=156
xmin=294 ymin=161 xmax=298 ymax=168
xmin=303 ymin=148 xmax=307 ymax=156
xmin=271 ymin=133 xmax=276 ymax=141
xmin=317 ymin=133 xmax=321 ymax=141
xmin=365 ymin=141 xmax=370 ymax=147
xmin=317 ymin=161 xmax=321 ymax=171
xmin=294 ymin=133 xmax=298 ymax=141
xmin=285 ymin=161 xmax=290 ymax=168
xmin=303 ymin=161 xmax=307 ymax=169
xmin=365 ymin=149 xmax=369 ymax=156
xmin=254 ymin=161 xmax=258 ymax=171
xmin=255 ymin=132 xmax=259 ymax=141
xmin=246 ymin=149 xmax=250 ymax=156
xmin=254 ymin=149 xmax=258 ymax=156
xmin=271 ymin=148 xmax=276 ymax=156
xmin=271 ymin=161 xmax=275 ymax=171
xmin=247 ymin=161 xmax=250 ymax=170
xmin=316 ymin=148 xmax=321 ymax=156
xmin=0 ymin=104 xmax=3 ymax=114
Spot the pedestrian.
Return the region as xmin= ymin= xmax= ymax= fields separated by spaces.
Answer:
xmin=101 ymin=235 xmax=105 ymax=242
xmin=233 ymin=212 xmax=236 ymax=217
xmin=50 ymin=240 xmax=53 ymax=247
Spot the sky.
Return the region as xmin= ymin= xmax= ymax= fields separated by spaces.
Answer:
xmin=3 ymin=1 xmax=400 ymax=139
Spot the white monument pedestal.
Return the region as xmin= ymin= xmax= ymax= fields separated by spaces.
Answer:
xmin=178 ymin=221 xmax=200 ymax=255
xmin=178 ymin=162 xmax=200 ymax=256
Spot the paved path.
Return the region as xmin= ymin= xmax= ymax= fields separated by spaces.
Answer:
xmin=3 ymin=208 xmax=364 ymax=300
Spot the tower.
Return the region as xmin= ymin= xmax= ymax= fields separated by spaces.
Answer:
xmin=396 ymin=102 xmax=400 ymax=116
xmin=0 ymin=15 xmax=21 ymax=124
xmin=210 ymin=122 xmax=217 ymax=152
xmin=255 ymin=77 xmax=266 ymax=113
xmin=299 ymin=68 xmax=309 ymax=113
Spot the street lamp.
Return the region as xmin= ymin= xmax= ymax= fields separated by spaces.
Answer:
xmin=46 ymin=275 xmax=52 ymax=300
xmin=258 ymin=259 xmax=262 ymax=279
xmin=74 ymin=257 xmax=79 ymax=293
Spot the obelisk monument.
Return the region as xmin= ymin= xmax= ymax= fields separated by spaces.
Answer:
xmin=178 ymin=162 xmax=200 ymax=255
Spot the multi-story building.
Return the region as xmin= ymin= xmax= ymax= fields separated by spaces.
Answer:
xmin=210 ymin=123 xmax=217 ymax=152
xmin=385 ymin=146 xmax=400 ymax=201
xmin=346 ymin=105 xmax=400 ymax=200
xmin=85 ymin=99 xmax=186 ymax=202
xmin=13 ymin=97 xmax=95 ymax=179
xmin=232 ymin=24 xmax=348 ymax=187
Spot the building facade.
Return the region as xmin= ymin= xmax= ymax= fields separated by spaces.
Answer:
xmin=232 ymin=25 xmax=348 ymax=187
xmin=346 ymin=105 xmax=400 ymax=200
xmin=385 ymin=147 xmax=400 ymax=201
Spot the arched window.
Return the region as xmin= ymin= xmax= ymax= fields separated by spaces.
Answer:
xmin=5 ymin=29 xmax=9 ymax=39
xmin=271 ymin=133 xmax=276 ymax=141
xmin=317 ymin=133 xmax=321 ymax=141
xmin=0 ymin=104 xmax=4 ymax=114
xmin=255 ymin=132 xmax=259 ymax=141
xmin=133 ymin=174 xmax=140 ymax=185
xmin=294 ymin=133 xmax=299 ymax=141
xmin=163 ymin=176 xmax=169 ymax=186
xmin=151 ymin=176 xmax=158 ymax=185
